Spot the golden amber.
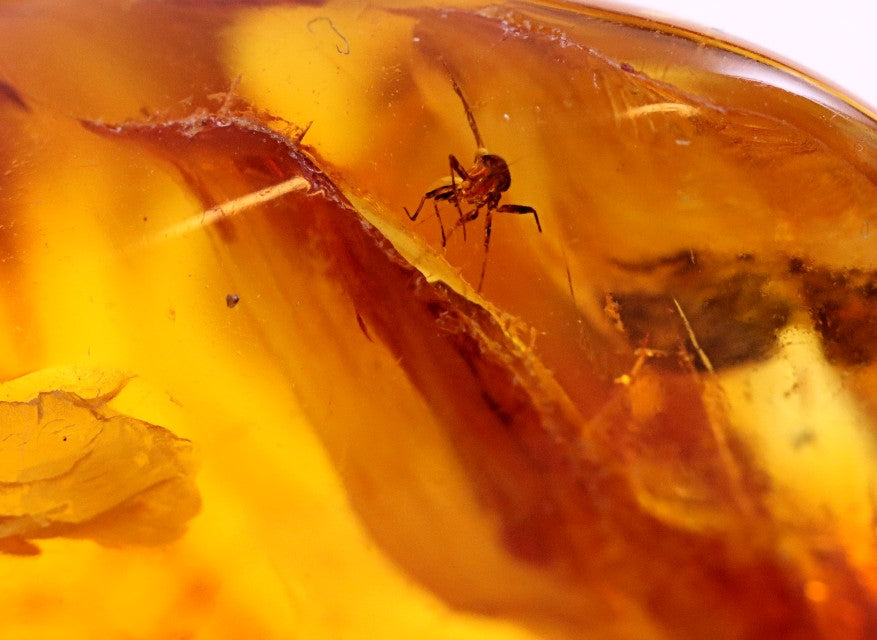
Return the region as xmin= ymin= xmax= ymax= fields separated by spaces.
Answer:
xmin=0 ymin=2 xmax=875 ymax=639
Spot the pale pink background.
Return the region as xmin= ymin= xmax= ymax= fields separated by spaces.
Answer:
xmin=616 ymin=0 xmax=876 ymax=111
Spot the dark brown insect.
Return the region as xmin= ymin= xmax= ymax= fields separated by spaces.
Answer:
xmin=405 ymin=76 xmax=541 ymax=291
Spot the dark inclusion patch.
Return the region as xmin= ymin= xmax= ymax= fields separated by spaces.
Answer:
xmin=0 ymin=388 xmax=199 ymax=555
xmin=611 ymin=255 xmax=792 ymax=370
xmin=797 ymin=261 xmax=877 ymax=366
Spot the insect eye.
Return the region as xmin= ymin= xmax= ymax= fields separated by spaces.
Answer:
xmin=482 ymin=154 xmax=507 ymax=172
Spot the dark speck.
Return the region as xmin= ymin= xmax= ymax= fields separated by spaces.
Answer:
xmin=226 ymin=293 xmax=240 ymax=308
xmin=620 ymin=62 xmax=635 ymax=73
xmin=788 ymin=257 xmax=807 ymax=274
xmin=792 ymin=429 xmax=816 ymax=449
xmin=0 ymin=79 xmax=30 ymax=112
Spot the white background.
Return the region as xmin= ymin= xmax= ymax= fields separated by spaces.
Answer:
xmin=614 ymin=0 xmax=877 ymax=112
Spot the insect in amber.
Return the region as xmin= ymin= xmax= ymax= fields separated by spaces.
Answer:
xmin=404 ymin=75 xmax=542 ymax=291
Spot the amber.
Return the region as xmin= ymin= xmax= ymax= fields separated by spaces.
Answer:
xmin=0 ymin=1 xmax=875 ymax=639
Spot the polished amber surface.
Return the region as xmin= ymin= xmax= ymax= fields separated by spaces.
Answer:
xmin=0 ymin=1 xmax=876 ymax=639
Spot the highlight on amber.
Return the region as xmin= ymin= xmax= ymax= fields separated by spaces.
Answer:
xmin=0 ymin=1 xmax=875 ymax=639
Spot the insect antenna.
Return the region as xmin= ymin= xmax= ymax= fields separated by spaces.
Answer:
xmin=449 ymin=76 xmax=484 ymax=150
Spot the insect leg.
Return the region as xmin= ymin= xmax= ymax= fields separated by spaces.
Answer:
xmin=449 ymin=154 xmax=470 ymax=181
xmin=477 ymin=209 xmax=494 ymax=292
xmin=447 ymin=206 xmax=480 ymax=242
xmin=495 ymin=203 xmax=542 ymax=232
xmin=406 ymin=184 xmax=454 ymax=220
xmin=406 ymin=185 xmax=456 ymax=244
xmin=404 ymin=194 xmax=428 ymax=221
xmin=449 ymin=155 xmax=470 ymax=241
xmin=433 ymin=200 xmax=447 ymax=246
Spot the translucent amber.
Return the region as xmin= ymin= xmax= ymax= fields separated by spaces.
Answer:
xmin=0 ymin=2 xmax=875 ymax=639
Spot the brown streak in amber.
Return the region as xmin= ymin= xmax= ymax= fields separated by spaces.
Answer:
xmin=85 ymin=112 xmax=874 ymax=639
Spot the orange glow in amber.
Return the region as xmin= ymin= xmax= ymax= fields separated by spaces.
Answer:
xmin=0 ymin=2 xmax=875 ymax=639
